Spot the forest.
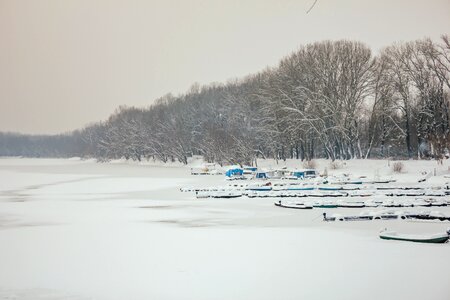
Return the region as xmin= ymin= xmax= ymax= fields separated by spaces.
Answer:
xmin=1 ymin=36 xmax=449 ymax=166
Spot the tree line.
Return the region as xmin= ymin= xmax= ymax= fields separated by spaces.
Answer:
xmin=1 ymin=36 xmax=449 ymax=165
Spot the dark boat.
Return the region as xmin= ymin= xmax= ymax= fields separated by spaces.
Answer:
xmin=274 ymin=201 xmax=313 ymax=209
xmin=318 ymin=186 xmax=343 ymax=191
xmin=406 ymin=213 xmax=450 ymax=221
xmin=379 ymin=230 xmax=450 ymax=243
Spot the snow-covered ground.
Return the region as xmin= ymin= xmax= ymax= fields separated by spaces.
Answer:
xmin=0 ymin=158 xmax=449 ymax=300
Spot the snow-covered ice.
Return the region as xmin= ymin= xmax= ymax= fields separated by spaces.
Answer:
xmin=0 ymin=158 xmax=449 ymax=300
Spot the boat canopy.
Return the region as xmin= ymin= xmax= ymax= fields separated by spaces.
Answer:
xmin=255 ymin=172 xmax=268 ymax=179
xmin=292 ymin=169 xmax=317 ymax=178
xmin=225 ymin=168 xmax=244 ymax=177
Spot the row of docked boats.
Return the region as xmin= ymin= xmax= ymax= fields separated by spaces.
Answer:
xmin=182 ymin=180 xmax=450 ymax=194
xmin=245 ymin=189 xmax=448 ymax=198
xmin=274 ymin=200 xmax=363 ymax=209
xmin=322 ymin=211 xmax=450 ymax=222
xmin=273 ymin=198 xmax=450 ymax=209
xmin=188 ymin=185 xmax=449 ymax=197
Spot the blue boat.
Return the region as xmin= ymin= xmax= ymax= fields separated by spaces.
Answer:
xmin=287 ymin=186 xmax=315 ymax=191
xmin=225 ymin=168 xmax=244 ymax=177
xmin=291 ymin=169 xmax=318 ymax=179
xmin=255 ymin=172 xmax=268 ymax=179
xmin=246 ymin=186 xmax=272 ymax=191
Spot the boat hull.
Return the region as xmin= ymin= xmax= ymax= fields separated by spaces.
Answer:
xmin=380 ymin=234 xmax=449 ymax=244
xmin=274 ymin=201 xmax=313 ymax=209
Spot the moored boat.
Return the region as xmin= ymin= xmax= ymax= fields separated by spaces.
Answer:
xmin=212 ymin=191 xmax=243 ymax=198
xmin=307 ymin=191 xmax=348 ymax=197
xmin=313 ymin=201 xmax=338 ymax=208
xmin=286 ymin=186 xmax=315 ymax=191
xmin=318 ymin=186 xmax=343 ymax=191
xmin=337 ymin=201 xmax=365 ymax=208
xmin=379 ymin=229 xmax=450 ymax=243
xmin=196 ymin=191 xmax=243 ymax=199
xmin=274 ymin=200 xmax=313 ymax=209
xmin=246 ymin=186 xmax=272 ymax=191
xmin=322 ymin=213 xmax=372 ymax=221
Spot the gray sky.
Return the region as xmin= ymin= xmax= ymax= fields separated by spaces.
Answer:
xmin=1 ymin=0 xmax=449 ymax=134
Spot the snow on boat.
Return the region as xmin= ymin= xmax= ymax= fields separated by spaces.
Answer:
xmin=265 ymin=168 xmax=291 ymax=179
xmin=196 ymin=191 xmax=242 ymax=199
xmin=428 ymin=200 xmax=448 ymax=207
xmin=377 ymin=186 xmax=398 ymax=191
xmin=248 ymin=190 xmax=348 ymax=198
xmin=344 ymin=180 xmax=363 ymax=185
xmin=181 ymin=186 xmax=223 ymax=192
xmin=371 ymin=179 xmax=397 ymax=184
xmin=246 ymin=190 xmax=293 ymax=198
xmin=318 ymin=186 xmax=343 ymax=191
xmin=336 ymin=201 xmax=365 ymax=208
xmin=382 ymin=200 xmax=413 ymax=208
xmin=379 ymin=230 xmax=450 ymax=243
xmin=364 ymin=201 xmax=380 ymax=207
xmin=415 ymin=198 xmax=448 ymax=207
xmin=404 ymin=191 xmax=426 ymax=197
xmin=411 ymin=199 xmax=432 ymax=207
xmin=246 ymin=185 xmax=272 ymax=191
xmin=401 ymin=186 xmax=423 ymax=190
xmin=274 ymin=200 xmax=313 ymax=209
xmin=243 ymin=166 xmax=258 ymax=175
xmin=212 ymin=191 xmax=243 ymax=198
xmin=406 ymin=211 xmax=450 ymax=221
xmin=287 ymin=169 xmax=318 ymax=179
xmin=286 ymin=186 xmax=315 ymax=191
xmin=329 ymin=179 xmax=363 ymax=185
xmin=322 ymin=213 xmax=372 ymax=222
xmin=225 ymin=175 xmax=246 ymax=181
xmin=347 ymin=191 xmax=373 ymax=197
xmin=307 ymin=191 xmax=348 ymax=197
xmin=279 ymin=191 xmax=306 ymax=198
xmin=341 ymin=186 xmax=361 ymax=191
xmin=369 ymin=210 xmax=400 ymax=220
xmin=384 ymin=190 xmax=426 ymax=197
xmin=313 ymin=201 xmax=338 ymax=208
xmin=324 ymin=211 xmax=406 ymax=222
xmin=425 ymin=190 xmax=447 ymax=197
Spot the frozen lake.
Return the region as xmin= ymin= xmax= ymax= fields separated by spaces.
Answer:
xmin=0 ymin=158 xmax=449 ymax=300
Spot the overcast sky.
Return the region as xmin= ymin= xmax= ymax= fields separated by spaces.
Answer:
xmin=1 ymin=0 xmax=449 ymax=134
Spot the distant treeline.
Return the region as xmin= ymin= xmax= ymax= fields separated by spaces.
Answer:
xmin=1 ymin=37 xmax=450 ymax=165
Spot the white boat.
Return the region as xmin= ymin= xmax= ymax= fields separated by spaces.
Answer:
xmin=196 ymin=191 xmax=242 ymax=199
xmin=246 ymin=185 xmax=272 ymax=191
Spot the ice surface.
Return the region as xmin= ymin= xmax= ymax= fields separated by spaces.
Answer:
xmin=0 ymin=158 xmax=449 ymax=300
